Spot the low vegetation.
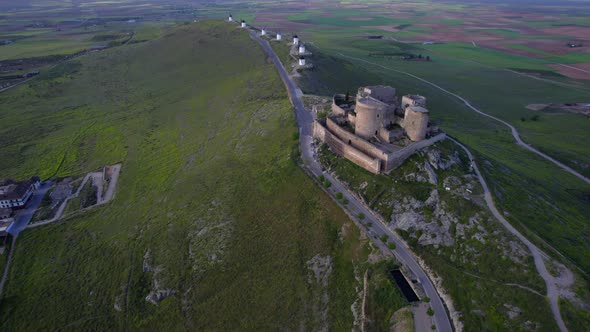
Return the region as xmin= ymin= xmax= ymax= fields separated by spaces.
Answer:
xmin=0 ymin=21 xmax=403 ymax=330
xmin=318 ymin=139 xmax=559 ymax=331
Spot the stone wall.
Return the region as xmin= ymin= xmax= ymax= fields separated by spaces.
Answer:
xmin=331 ymin=94 xmax=347 ymax=116
xmin=326 ymin=118 xmax=389 ymax=162
xmin=385 ymin=133 xmax=446 ymax=172
xmin=314 ymin=121 xmax=381 ymax=174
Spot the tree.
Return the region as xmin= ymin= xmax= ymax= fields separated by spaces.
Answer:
xmin=336 ymin=192 xmax=343 ymax=200
xmin=426 ymin=55 xmax=431 ymax=61
xmin=358 ymin=213 xmax=365 ymax=220
xmin=427 ymin=307 xmax=435 ymax=316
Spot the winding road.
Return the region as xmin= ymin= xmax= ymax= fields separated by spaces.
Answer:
xmin=249 ymin=31 xmax=454 ymax=332
xmin=449 ymin=137 xmax=567 ymax=332
xmin=336 ymin=53 xmax=590 ymax=185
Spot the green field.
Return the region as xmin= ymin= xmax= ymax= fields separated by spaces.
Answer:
xmin=0 ymin=21 xmax=406 ymax=330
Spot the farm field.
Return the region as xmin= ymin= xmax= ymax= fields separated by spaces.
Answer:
xmin=0 ymin=0 xmax=589 ymax=330
xmin=0 ymin=21 xmax=406 ymax=330
xmin=246 ymin=0 xmax=590 ymax=278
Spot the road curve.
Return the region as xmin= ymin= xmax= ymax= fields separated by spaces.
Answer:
xmin=249 ymin=30 xmax=454 ymax=332
xmin=449 ymin=137 xmax=567 ymax=332
xmin=337 ymin=53 xmax=590 ymax=185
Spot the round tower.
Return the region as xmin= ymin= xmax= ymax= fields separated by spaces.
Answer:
xmin=298 ymin=56 xmax=306 ymax=66
xmin=261 ymin=28 xmax=266 ymax=36
xmin=401 ymin=95 xmax=426 ymax=109
xmin=241 ymin=20 xmax=246 ymax=28
xmin=404 ymin=106 xmax=429 ymax=141
xmin=276 ymin=32 xmax=282 ymax=41
xmin=298 ymin=43 xmax=306 ymax=54
xmin=355 ymin=98 xmax=388 ymax=140
xmin=228 ymin=14 xmax=233 ymax=22
xmin=293 ymin=35 xmax=299 ymax=45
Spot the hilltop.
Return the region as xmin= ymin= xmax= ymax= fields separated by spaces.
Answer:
xmin=0 ymin=21 xmax=405 ymax=330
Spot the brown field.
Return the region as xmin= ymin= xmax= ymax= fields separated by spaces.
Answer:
xmin=549 ymin=63 xmax=590 ymax=80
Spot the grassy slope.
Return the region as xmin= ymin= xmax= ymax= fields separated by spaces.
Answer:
xmin=318 ymin=139 xmax=557 ymax=331
xmin=0 ymin=21 xmax=405 ymax=330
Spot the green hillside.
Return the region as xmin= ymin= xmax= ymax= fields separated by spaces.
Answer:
xmin=0 ymin=21 xmax=404 ymax=330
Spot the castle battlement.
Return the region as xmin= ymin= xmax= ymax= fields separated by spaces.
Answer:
xmin=315 ymin=85 xmax=444 ymax=174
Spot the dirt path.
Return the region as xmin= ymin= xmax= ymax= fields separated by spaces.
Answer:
xmin=0 ymin=235 xmax=18 ymax=298
xmin=449 ymin=137 xmax=568 ymax=332
xmin=337 ymin=53 xmax=590 ymax=185
xmin=28 ymin=164 xmax=121 ymax=229
xmin=557 ymin=63 xmax=590 ymax=74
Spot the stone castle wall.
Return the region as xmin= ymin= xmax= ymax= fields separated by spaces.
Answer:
xmin=326 ymin=118 xmax=390 ymax=163
xmin=384 ymin=133 xmax=446 ymax=172
xmin=332 ymin=94 xmax=347 ymax=116
xmin=314 ymin=121 xmax=381 ymax=174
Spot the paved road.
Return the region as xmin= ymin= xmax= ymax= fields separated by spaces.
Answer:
xmin=450 ymin=137 xmax=567 ymax=332
xmin=8 ymin=182 xmax=52 ymax=235
xmin=250 ymin=30 xmax=453 ymax=332
xmin=337 ymin=53 xmax=590 ymax=185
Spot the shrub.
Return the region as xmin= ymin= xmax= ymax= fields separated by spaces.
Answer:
xmin=343 ymin=198 xmax=348 ymax=205
xmin=387 ymin=242 xmax=396 ymax=250
xmin=323 ymin=180 xmax=332 ymax=188
xmin=358 ymin=213 xmax=365 ymax=220
xmin=427 ymin=307 xmax=434 ymax=316
xmin=336 ymin=192 xmax=343 ymax=200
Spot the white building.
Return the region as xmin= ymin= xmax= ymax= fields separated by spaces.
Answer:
xmin=261 ymin=28 xmax=266 ymax=36
xmin=298 ymin=57 xmax=306 ymax=66
xmin=228 ymin=14 xmax=233 ymax=22
xmin=276 ymin=32 xmax=282 ymax=41
xmin=299 ymin=43 xmax=306 ymax=54
xmin=293 ymin=35 xmax=299 ymax=45
xmin=241 ymin=20 xmax=247 ymax=28
xmin=0 ymin=177 xmax=41 ymax=209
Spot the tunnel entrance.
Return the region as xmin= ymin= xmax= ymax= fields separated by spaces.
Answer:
xmin=389 ymin=269 xmax=420 ymax=302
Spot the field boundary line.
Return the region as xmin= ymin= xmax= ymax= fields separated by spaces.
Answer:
xmin=337 ymin=52 xmax=590 ymax=185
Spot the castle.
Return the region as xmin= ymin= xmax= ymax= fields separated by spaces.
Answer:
xmin=313 ymin=86 xmax=445 ymax=174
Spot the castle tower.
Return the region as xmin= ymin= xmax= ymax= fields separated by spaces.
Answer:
xmin=354 ymin=86 xmax=397 ymax=140
xmin=261 ymin=28 xmax=266 ymax=36
xmin=276 ymin=32 xmax=282 ymax=41
xmin=293 ymin=34 xmax=299 ymax=45
xmin=228 ymin=14 xmax=233 ymax=22
xmin=298 ymin=56 xmax=306 ymax=66
xmin=404 ymin=106 xmax=429 ymax=141
xmin=298 ymin=43 xmax=306 ymax=54
xmin=401 ymin=94 xmax=426 ymax=109
xmin=241 ymin=20 xmax=247 ymax=28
